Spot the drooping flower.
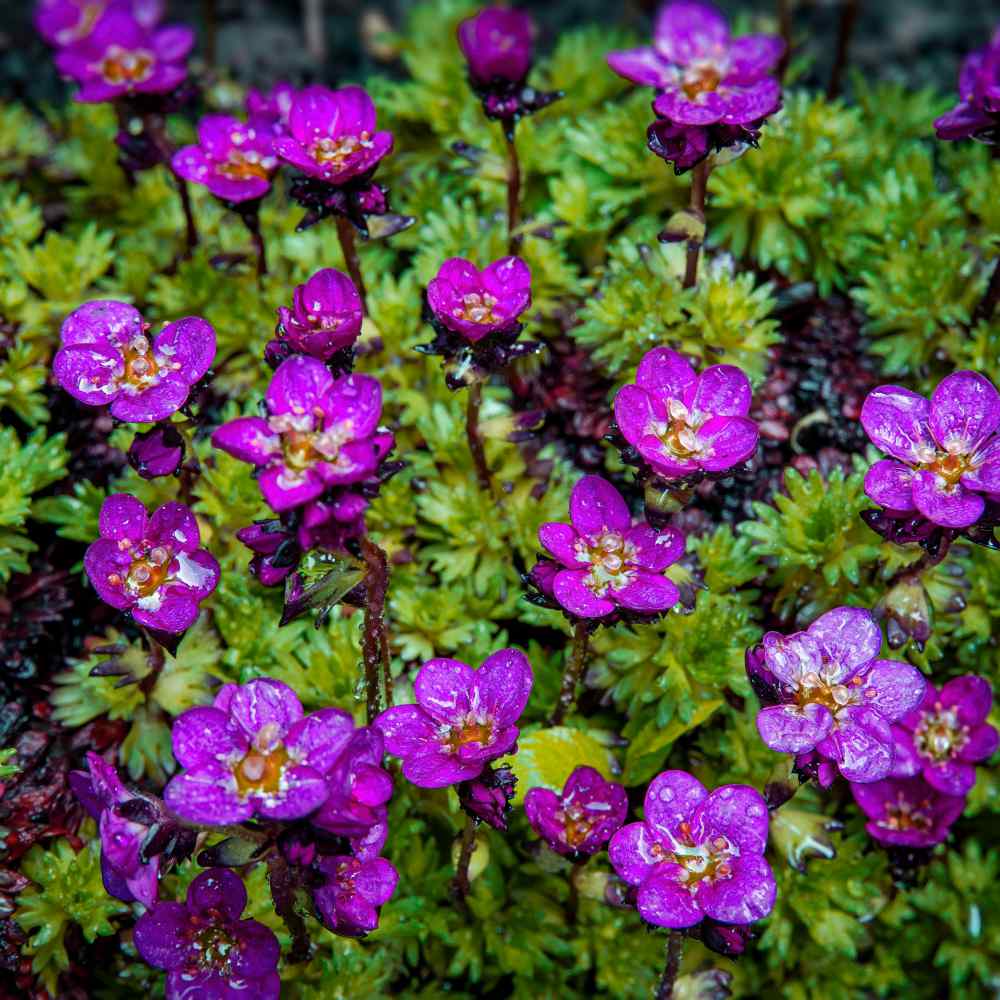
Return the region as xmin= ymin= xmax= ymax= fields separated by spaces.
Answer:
xmin=246 ymin=80 xmax=296 ymax=133
xmin=458 ymin=7 xmax=533 ymax=88
xmin=165 ymin=678 xmax=355 ymax=824
xmin=889 ymin=675 xmax=998 ymax=796
xmin=53 ymin=300 xmax=215 ymax=423
xmin=609 ymin=770 xmax=776 ymax=928
xmin=69 ymin=752 xmax=161 ymax=905
xmin=133 ymin=868 xmax=280 ymax=1000
xmin=861 ymin=371 xmax=1000 ymax=529
xmin=312 ymin=727 xmax=394 ymax=841
xmin=374 ymin=649 xmax=533 ymax=788
xmin=934 ymin=29 xmax=1000 ymax=143
xmin=84 ymin=495 xmax=220 ymax=634
xmin=749 ymin=606 xmax=927 ymax=784
xmin=426 ymin=256 xmax=531 ymax=343
xmin=127 ymin=424 xmax=185 ymax=480
xmin=312 ymin=855 xmax=399 ymax=937
xmin=273 ymin=84 xmax=393 ymax=185
xmin=272 ymin=268 xmax=364 ymax=362
xmin=614 ymin=348 xmax=759 ymax=480
xmin=458 ymin=762 xmax=518 ymax=831
xmin=172 ymin=115 xmax=280 ymax=204
xmin=850 ymin=776 xmax=966 ymax=848
xmin=53 ymin=9 xmax=194 ymax=102
xmin=36 ymin=0 xmax=163 ymax=47
xmin=525 ymin=765 xmax=628 ymax=857
xmin=534 ymin=475 xmax=684 ymax=619
xmin=607 ymin=1 xmax=783 ymax=124
xmin=211 ymin=355 xmax=393 ymax=513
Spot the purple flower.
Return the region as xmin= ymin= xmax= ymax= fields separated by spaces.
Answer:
xmin=36 ymin=0 xmax=162 ymax=47
xmin=374 ymin=649 xmax=533 ymax=788
xmin=53 ymin=300 xmax=215 ymax=423
xmin=607 ymin=1 xmax=783 ymax=126
xmin=133 ymin=868 xmax=280 ymax=1000
xmin=69 ymin=751 xmax=160 ymax=906
xmin=273 ymin=85 xmax=393 ymax=185
xmin=751 ymin=606 xmax=927 ymax=784
xmin=275 ymin=268 xmax=364 ymax=361
xmin=172 ymin=115 xmax=279 ymax=204
xmin=84 ymin=495 xmax=220 ymax=634
xmin=127 ymin=424 xmax=185 ymax=480
xmin=860 ymin=371 xmax=1000 ymax=529
xmin=647 ymin=117 xmax=763 ymax=175
xmin=458 ymin=762 xmax=518 ymax=831
xmin=614 ymin=348 xmax=759 ymax=479
xmin=312 ymin=727 xmax=394 ymax=841
xmin=53 ymin=9 xmax=194 ymax=102
xmin=934 ymin=29 xmax=1000 ymax=143
xmin=426 ymin=256 xmax=531 ymax=343
xmin=211 ymin=355 xmax=393 ymax=513
xmin=246 ymin=81 xmax=295 ymax=133
xmin=457 ymin=7 xmax=533 ymax=88
xmin=889 ymin=675 xmax=998 ymax=796
xmin=608 ymin=770 xmax=776 ymax=928
xmin=164 ymin=678 xmax=355 ymax=824
xmin=850 ymin=776 xmax=966 ymax=848
xmin=313 ymin=855 xmax=399 ymax=937
xmin=536 ymin=475 xmax=684 ymax=619
xmin=524 ymin=765 xmax=628 ymax=856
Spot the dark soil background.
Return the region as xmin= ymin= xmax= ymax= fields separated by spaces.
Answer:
xmin=2 ymin=0 xmax=999 ymax=105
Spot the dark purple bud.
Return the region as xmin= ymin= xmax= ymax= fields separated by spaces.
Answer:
xmin=458 ymin=763 xmax=518 ymax=831
xmin=700 ymin=919 xmax=752 ymax=958
xmin=457 ymin=7 xmax=533 ymax=88
xmin=127 ymin=425 xmax=185 ymax=479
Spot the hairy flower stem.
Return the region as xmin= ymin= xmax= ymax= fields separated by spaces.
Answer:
xmin=827 ymin=0 xmax=860 ymax=100
xmin=655 ymin=932 xmax=684 ymax=1000
xmin=682 ymin=160 xmax=710 ymax=290
xmin=451 ymin=814 xmax=477 ymax=910
xmin=360 ymin=537 xmax=392 ymax=719
xmin=506 ymin=131 xmax=522 ymax=255
xmin=335 ymin=215 xmax=368 ymax=314
xmin=466 ymin=382 xmax=497 ymax=500
xmin=550 ymin=621 xmax=591 ymax=726
xmin=972 ymin=256 xmax=1000 ymax=327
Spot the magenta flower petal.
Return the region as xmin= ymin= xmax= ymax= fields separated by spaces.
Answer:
xmin=690 ymin=365 xmax=753 ymax=417
xmin=147 ymin=501 xmax=199 ymax=551
xmin=958 ymin=723 xmax=998 ymax=763
xmin=637 ymin=866 xmax=704 ymax=928
xmin=59 ymin=299 xmax=142 ymax=347
xmin=538 ymin=522 xmax=585 ymax=568
xmin=265 ymin=354 xmax=334 ymax=415
xmin=553 ymin=570 xmax=617 ymax=618
xmin=807 ymin=606 xmax=882 ymax=681
xmin=211 ymin=416 xmax=281 ymax=464
xmin=644 ymin=770 xmax=707 ymax=838
xmin=860 ymin=385 xmax=934 ymax=464
xmin=132 ymin=590 xmax=200 ymax=633
xmin=155 ymin=317 xmax=216 ymax=384
xmin=402 ymin=751 xmax=482 ymax=788
xmin=962 ymin=438 xmax=1000 ymax=493
xmin=816 ymin=707 xmax=893 ymax=783
xmin=285 ymin=708 xmax=355 ymax=774
xmin=911 ymin=471 xmax=985 ymax=528
xmin=414 ymin=658 xmax=476 ymax=721
xmin=716 ymin=78 xmax=782 ymax=125
xmin=726 ymin=34 xmax=785 ymax=82
xmin=940 ymin=675 xmax=994 ymax=727
xmin=255 ymin=765 xmax=328 ymax=819
xmin=654 ymin=1 xmax=730 ymax=64
xmin=757 ymin=703 xmax=833 ymax=754
xmin=652 ymin=87 xmax=732 ymax=125
xmin=606 ymin=46 xmax=674 ymax=87
xmin=171 ymin=706 xmax=243 ymax=769
xmin=326 ymin=374 xmax=382 ymax=437
xmin=929 ymin=370 xmax=1000 ymax=453
xmin=860 ymin=659 xmax=927 ymax=721
xmin=99 ymin=493 xmax=148 ymax=542
xmin=52 ymin=344 xmax=123 ymax=405
xmin=626 ymin=523 xmax=685 ymax=571
xmin=696 ymin=853 xmax=776 ymax=925
xmin=761 ymin=629 xmax=820 ymax=687
xmin=694 ymin=415 xmax=759 ymax=472
xmin=614 ymin=384 xmax=658 ymax=448
xmin=230 ymin=920 xmax=282 ymax=979
xmin=474 ymin=648 xmax=533 ymax=727
xmin=109 ymin=377 xmax=190 ymax=423
xmin=635 ymin=347 xmax=697 ymax=400
xmin=133 ymin=902 xmax=190 ymax=969
xmin=188 ymin=867 xmax=248 ymax=920
xmin=889 ymin=726 xmax=922 ymax=777
xmin=152 ymin=24 xmax=194 ymax=61
xmin=457 ymin=6 xmax=533 ymax=86
xmin=608 ymin=821 xmax=662 ymax=886
xmin=228 ymin=678 xmax=303 ymax=742
xmin=852 ymin=776 xmax=965 ymax=847
xmin=258 ymin=465 xmax=325 ymax=512
xmin=373 ymin=704 xmax=439 ymax=756
xmin=610 ymin=572 xmax=679 ymax=613
xmin=570 ymin=475 xmax=631 ymax=535
xmin=164 ymin=762 xmax=251 ymax=824
xmin=695 ymin=785 xmax=769 ymax=854
xmin=864 ymin=459 xmax=916 ymax=511
xmin=923 ymin=759 xmax=977 ymax=796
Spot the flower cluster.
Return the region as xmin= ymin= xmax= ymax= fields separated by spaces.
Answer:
xmin=530 ymin=475 xmax=685 ymax=621
xmin=934 ymin=28 xmax=1000 ymax=143
xmin=608 ymin=1 xmax=784 ymax=173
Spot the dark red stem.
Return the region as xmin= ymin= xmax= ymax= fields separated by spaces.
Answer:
xmin=335 ymin=215 xmax=368 ymax=314
xmin=682 ymin=160 xmax=710 ymax=290
xmin=549 ymin=621 xmax=591 ymax=726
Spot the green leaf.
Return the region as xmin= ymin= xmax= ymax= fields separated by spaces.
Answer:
xmin=502 ymin=726 xmax=618 ymax=805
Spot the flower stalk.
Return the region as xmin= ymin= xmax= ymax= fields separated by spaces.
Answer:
xmin=550 ymin=620 xmax=591 ymax=726
xmin=451 ymin=813 xmax=478 ymax=909
xmin=682 ymin=160 xmax=710 ymax=289
xmin=506 ymin=131 xmax=522 ymax=255
xmin=466 ymin=381 xmax=497 ymax=500
xmin=336 ymin=215 xmax=368 ymax=314
xmin=360 ymin=536 xmax=392 ymax=722
xmin=235 ymin=199 xmax=268 ymax=279
xmin=655 ymin=931 xmax=685 ymax=1000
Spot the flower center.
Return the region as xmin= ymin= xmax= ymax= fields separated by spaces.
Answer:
xmin=923 ymin=450 xmax=974 ymax=488
xmin=310 ymin=132 xmax=372 ymax=168
xmin=652 ymin=822 xmax=737 ymax=889
xmin=187 ymin=921 xmax=238 ymax=975
xmin=574 ymin=530 xmax=638 ymax=597
xmin=219 ymin=150 xmax=274 ymax=181
xmin=914 ymin=704 xmax=968 ymax=763
xmin=444 ymin=715 xmax=495 ymax=754
xmin=114 ymin=545 xmax=173 ymax=599
xmin=98 ymin=45 xmax=155 ymax=86
xmin=652 ymin=399 xmax=706 ymax=461
xmin=559 ymin=803 xmax=596 ymax=848
xmin=878 ymin=792 xmax=933 ymax=833
xmin=454 ymin=291 xmax=500 ymax=325
xmin=233 ymin=740 xmax=290 ymax=798
xmin=282 ymin=429 xmax=322 ymax=472
xmin=682 ymin=62 xmax=723 ymax=99
xmin=796 ymin=671 xmax=867 ymax=716
xmin=120 ymin=334 xmax=161 ymax=388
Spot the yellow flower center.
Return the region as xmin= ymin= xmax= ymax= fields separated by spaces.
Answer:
xmin=651 ymin=821 xmax=736 ymax=888
xmin=118 ymin=545 xmax=172 ymax=599
xmin=310 ymin=132 xmax=372 ymax=168
xmin=219 ymin=150 xmax=273 ymax=181
xmin=574 ymin=530 xmax=638 ymax=597
xmin=454 ymin=291 xmax=500 ymax=325
xmin=99 ymin=45 xmax=155 ymax=86
xmin=444 ymin=716 xmax=495 ymax=753
xmin=682 ymin=63 xmax=723 ymax=99
xmin=914 ymin=704 xmax=968 ymax=763
xmin=878 ymin=792 xmax=933 ymax=833
xmin=233 ymin=738 xmax=290 ymax=799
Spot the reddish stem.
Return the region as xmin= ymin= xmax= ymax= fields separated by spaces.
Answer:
xmin=335 ymin=215 xmax=368 ymax=314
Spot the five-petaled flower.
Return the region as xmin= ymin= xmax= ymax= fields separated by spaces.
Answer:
xmin=427 ymin=256 xmax=531 ymax=343
xmin=525 ymin=765 xmax=628 ymax=857
xmin=889 ymin=675 xmax=998 ymax=796
xmin=457 ymin=7 xmax=533 ymax=88
xmin=374 ymin=649 xmax=533 ymax=788
xmin=749 ymin=606 xmax=927 ymax=784
xmin=275 ymin=267 xmax=365 ymax=361
xmin=607 ymin=1 xmax=783 ymax=126
xmin=614 ymin=347 xmax=759 ymax=479
xmin=53 ymin=300 xmax=215 ymax=423
xmin=53 ymin=9 xmax=194 ymax=102
xmin=85 ymin=495 xmax=220 ymax=634
xmin=165 ymin=678 xmax=355 ymax=824
xmin=312 ymin=855 xmax=399 ymax=937
xmin=134 ymin=868 xmax=280 ymax=1000
xmin=273 ymin=84 xmax=393 ymax=185
xmin=934 ymin=29 xmax=1000 ymax=143
xmin=172 ymin=115 xmax=280 ymax=203
xmin=609 ymin=770 xmax=776 ymax=928
xmin=36 ymin=0 xmax=162 ymax=48
xmin=536 ymin=475 xmax=684 ymax=619
xmin=861 ymin=371 xmax=1000 ymax=529
xmin=850 ymin=775 xmax=966 ymax=848
xmin=212 ymin=354 xmax=393 ymax=513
